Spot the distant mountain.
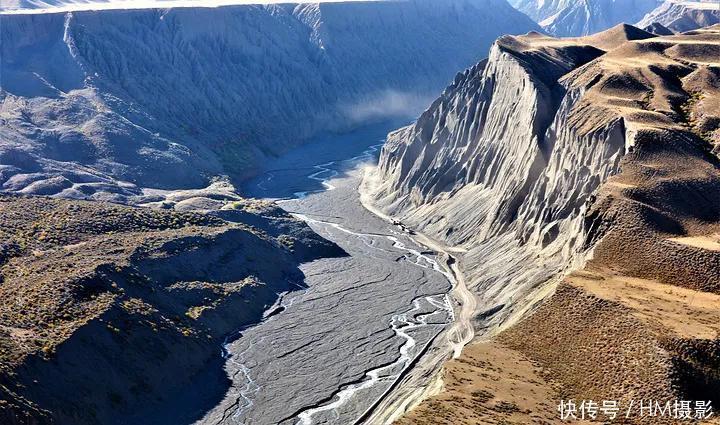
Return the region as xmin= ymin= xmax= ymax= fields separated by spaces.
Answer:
xmin=509 ymin=0 xmax=576 ymax=21
xmin=0 ymin=0 xmax=372 ymax=12
xmin=0 ymin=0 xmax=539 ymax=203
xmin=638 ymin=0 xmax=720 ymax=32
xmin=510 ymin=0 xmax=662 ymax=36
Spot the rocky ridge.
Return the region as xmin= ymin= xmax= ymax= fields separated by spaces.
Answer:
xmin=368 ymin=23 xmax=720 ymax=424
xmin=368 ymin=24 xmax=657 ymax=333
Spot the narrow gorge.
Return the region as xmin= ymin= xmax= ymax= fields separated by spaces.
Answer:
xmin=0 ymin=1 xmax=545 ymax=423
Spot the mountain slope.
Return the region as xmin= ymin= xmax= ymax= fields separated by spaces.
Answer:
xmin=510 ymin=0 xmax=662 ymax=36
xmin=369 ymin=23 xmax=720 ymax=424
xmin=0 ymin=194 xmax=342 ymax=424
xmin=366 ymin=24 xmax=651 ymax=331
xmin=365 ymin=22 xmax=720 ymax=335
xmin=0 ymin=0 xmax=539 ymax=204
xmin=638 ymin=0 xmax=720 ymax=32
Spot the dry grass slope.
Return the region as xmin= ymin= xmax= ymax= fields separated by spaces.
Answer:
xmin=0 ymin=194 xmax=341 ymax=424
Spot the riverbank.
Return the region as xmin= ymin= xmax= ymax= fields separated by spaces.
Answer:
xmin=357 ymin=168 xmax=478 ymax=424
xmin=187 ymin=123 xmax=457 ymax=424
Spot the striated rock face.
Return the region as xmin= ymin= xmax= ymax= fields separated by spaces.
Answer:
xmin=510 ymin=0 xmax=662 ymax=36
xmin=0 ymin=0 xmax=538 ymax=202
xmin=366 ymin=23 xmax=720 ymax=334
xmin=0 ymin=194 xmax=342 ymax=424
xmin=638 ymin=0 xmax=720 ymax=32
xmin=381 ymin=24 xmax=720 ymax=424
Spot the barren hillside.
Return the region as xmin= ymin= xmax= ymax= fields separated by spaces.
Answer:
xmin=366 ymin=24 xmax=720 ymax=424
xmin=0 ymin=194 xmax=342 ymax=424
xmin=0 ymin=0 xmax=538 ymax=202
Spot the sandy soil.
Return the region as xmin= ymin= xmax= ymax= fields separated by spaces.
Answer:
xmin=398 ymin=267 xmax=720 ymax=425
xmin=569 ymin=268 xmax=720 ymax=340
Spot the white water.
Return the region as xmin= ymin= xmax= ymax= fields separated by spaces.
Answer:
xmin=289 ymin=143 xmax=382 ymax=199
xmin=218 ymin=292 xmax=298 ymax=423
xmin=289 ymin=146 xmax=456 ymax=424
xmin=295 ymin=291 xmax=451 ymax=425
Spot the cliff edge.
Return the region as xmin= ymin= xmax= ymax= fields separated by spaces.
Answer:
xmin=365 ymin=24 xmax=720 ymax=423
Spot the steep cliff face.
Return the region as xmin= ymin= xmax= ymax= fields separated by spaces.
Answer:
xmin=380 ymin=24 xmax=720 ymax=424
xmin=366 ymin=23 xmax=720 ymax=332
xmin=638 ymin=0 xmax=720 ymax=32
xmin=0 ymin=0 xmax=538 ymax=202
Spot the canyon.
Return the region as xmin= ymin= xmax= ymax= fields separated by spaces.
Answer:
xmin=0 ymin=1 xmax=538 ymax=423
xmin=0 ymin=0 xmax=537 ymax=202
xmin=2 ymin=0 xmax=720 ymax=424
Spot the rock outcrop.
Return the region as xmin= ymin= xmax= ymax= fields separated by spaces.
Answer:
xmin=366 ymin=23 xmax=720 ymax=333
xmin=643 ymin=21 xmax=676 ymax=35
xmin=374 ymin=23 xmax=720 ymax=424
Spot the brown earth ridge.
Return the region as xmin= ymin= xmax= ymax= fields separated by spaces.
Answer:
xmin=0 ymin=194 xmax=343 ymax=424
xmin=396 ymin=24 xmax=720 ymax=425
